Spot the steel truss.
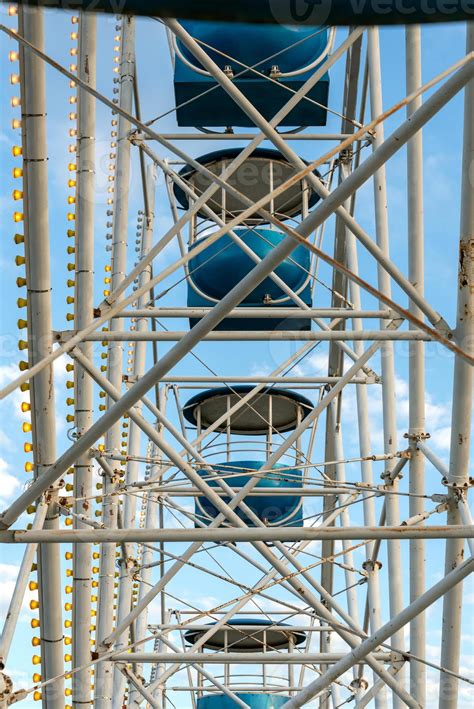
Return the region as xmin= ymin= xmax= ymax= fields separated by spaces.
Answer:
xmin=0 ymin=8 xmax=472 ymax=709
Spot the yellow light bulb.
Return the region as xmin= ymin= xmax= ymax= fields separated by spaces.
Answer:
xmin=13 ymin=212 xmax=24 ymax=223
xmin=11 ymin=97 xmax=21 ymax=107
xmin=12 ymin=118 xmax=21 ymax=130
xmin=31 ymin=618 xmax=40 ymax=628
xmin=68 ymin=179 xmax=76 ymax=188
xmin=12 ymin=145 xmax=22 ymax=157
xmin=67 ymin=196 xmax=75 ymax=205
xmin=32 ymin=637 xmax=41 ymax=647
xmin=22 ymin=422 xmax=32 ymax=433
xmin=33 ymin=691 xmax=42 ymax=701
xmin=64 ymin=602 xmax=72 ymax=612
xmin=32 ymin=673 xmax=41 ymax=683
xmin=64 ymin=653 xmax=72 ymax=663
xmin=30 ymin=600 xmax=39 ymax=610
xmin=65 ymin=688 xmax=72 ymax=696
xmin=15 ymin=255 xmax=25 ymax=266
xmin=67 ymin=213 xmax=75 ymax=222
xmin=69 ymin=129 xmax=77 ymax=137
xmin=70 ymin=31 xmax=78 ymax=40
xmin=25 ymin=462 xmax=34 ymax=473
xmin=21 ymin=401 xmax=31 ymax=412
xmin=10 ymin=73 xmax=20 ymax=85
xmin=71 ymin=15 xmax=79 ymax=23
xmin=24 ymin=442 xmax=33 ymax=453
xmin=65 ymin=518 xmax=73 ymax=526
xmin=9 ymin=50 xmax=19 ymax=61
xmin=70 ymin=48 xmax=78 ymax=56
xmin=32 ymin=655 xmax=41 ymax=666
xmin=8 ymin=5 xmax=18 ymax=15
xmin=69 ymin=96 xmax=77 ymax=104
xmin=69 ymin=64 xmax=77 ymax=72
xmin=13 ymin=167 xmax=23 ymax=179
xmin=68 ymin=163 xmax=76 ymax=172
xmin=13 ymin=189 xmax=23 ymax=201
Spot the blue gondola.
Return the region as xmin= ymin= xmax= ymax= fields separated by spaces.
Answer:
xmin=173 ymin=20 xmax=330 ymax=127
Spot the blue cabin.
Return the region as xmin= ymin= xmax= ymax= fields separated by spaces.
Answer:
xmin=183 ymin=386 xmax=312 ymax=528
xmin=173 ymin=21 xmax=330 ymax=127
xmin=174 ymin=148 xmax=322 ymax=331
xmin=186 ymin=619 xmax=306 ymax=708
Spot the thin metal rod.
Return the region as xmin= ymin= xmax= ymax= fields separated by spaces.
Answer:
xmin=416 ymin=440 xmax=449 ymax=477
xmin=439 ymin=23 xmax=474 ymax=709
xmin=0 ymin=502 xmax=47 ymax=666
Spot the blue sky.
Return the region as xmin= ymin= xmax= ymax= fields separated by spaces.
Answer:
xmin=0 ymin=7 xmax=473 ymax=707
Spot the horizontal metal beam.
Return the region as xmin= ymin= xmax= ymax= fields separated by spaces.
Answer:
xmin=152 ymin=377 xmax=373 ymax=385
xmin=151 ymin=625 xmax=332 ymax=632
xmin=10 ymin=0 xmax=474 ymax=25
xmin=117 ymin=308 xmax=391 ymax=320
xmin=118 ymin=487 xmax=372 ymax=497
xmin=2 ymin=525 xmax=472 ymax=544
xmin=150 ymin=133 xmax=352 ymax=141
xmin=59 ymin=330 xmax=430 ymax=342
xmin=110 ymin=652 xmax=393 ymax=664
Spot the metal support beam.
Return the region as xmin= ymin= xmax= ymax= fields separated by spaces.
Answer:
xmin=406 ymin=23 xmax=426 ymax=706
xmin=18 ymin=6 xmax=64 ymax=705
xmin=439 ymin=23 xmax=474 ymax=709
xmin=72 ymin=10 xmax=96 ymax=707
xmin=2 ymin=527 xmax=472 ymax=544
xmin=95 ymin=15 xmax=135 ymax=708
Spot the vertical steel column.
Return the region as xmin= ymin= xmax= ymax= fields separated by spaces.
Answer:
xmin=368 ymin=28 xmax=405 ymax=706
xmin=114 ymin=165 xmax=156 ymax=704
xmin=439 ymin=23 xmax=474 ymax=709
xmin=18 ymin=7 xmax=64 ymax=706
xmin=72 ymin=10 xmax=96 ymax=707
xmin=95 ymin=15 xmax=135 ymax=708
xmin=405 ymin=24 xmax=426 ymax=706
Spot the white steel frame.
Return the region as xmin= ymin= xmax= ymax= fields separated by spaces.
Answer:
xmin=0 ymin=9 xmax=472 ymax=709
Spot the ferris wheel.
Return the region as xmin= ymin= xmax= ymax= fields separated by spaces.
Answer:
xmin=0 ymin=2 xmax=472 ymax=708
